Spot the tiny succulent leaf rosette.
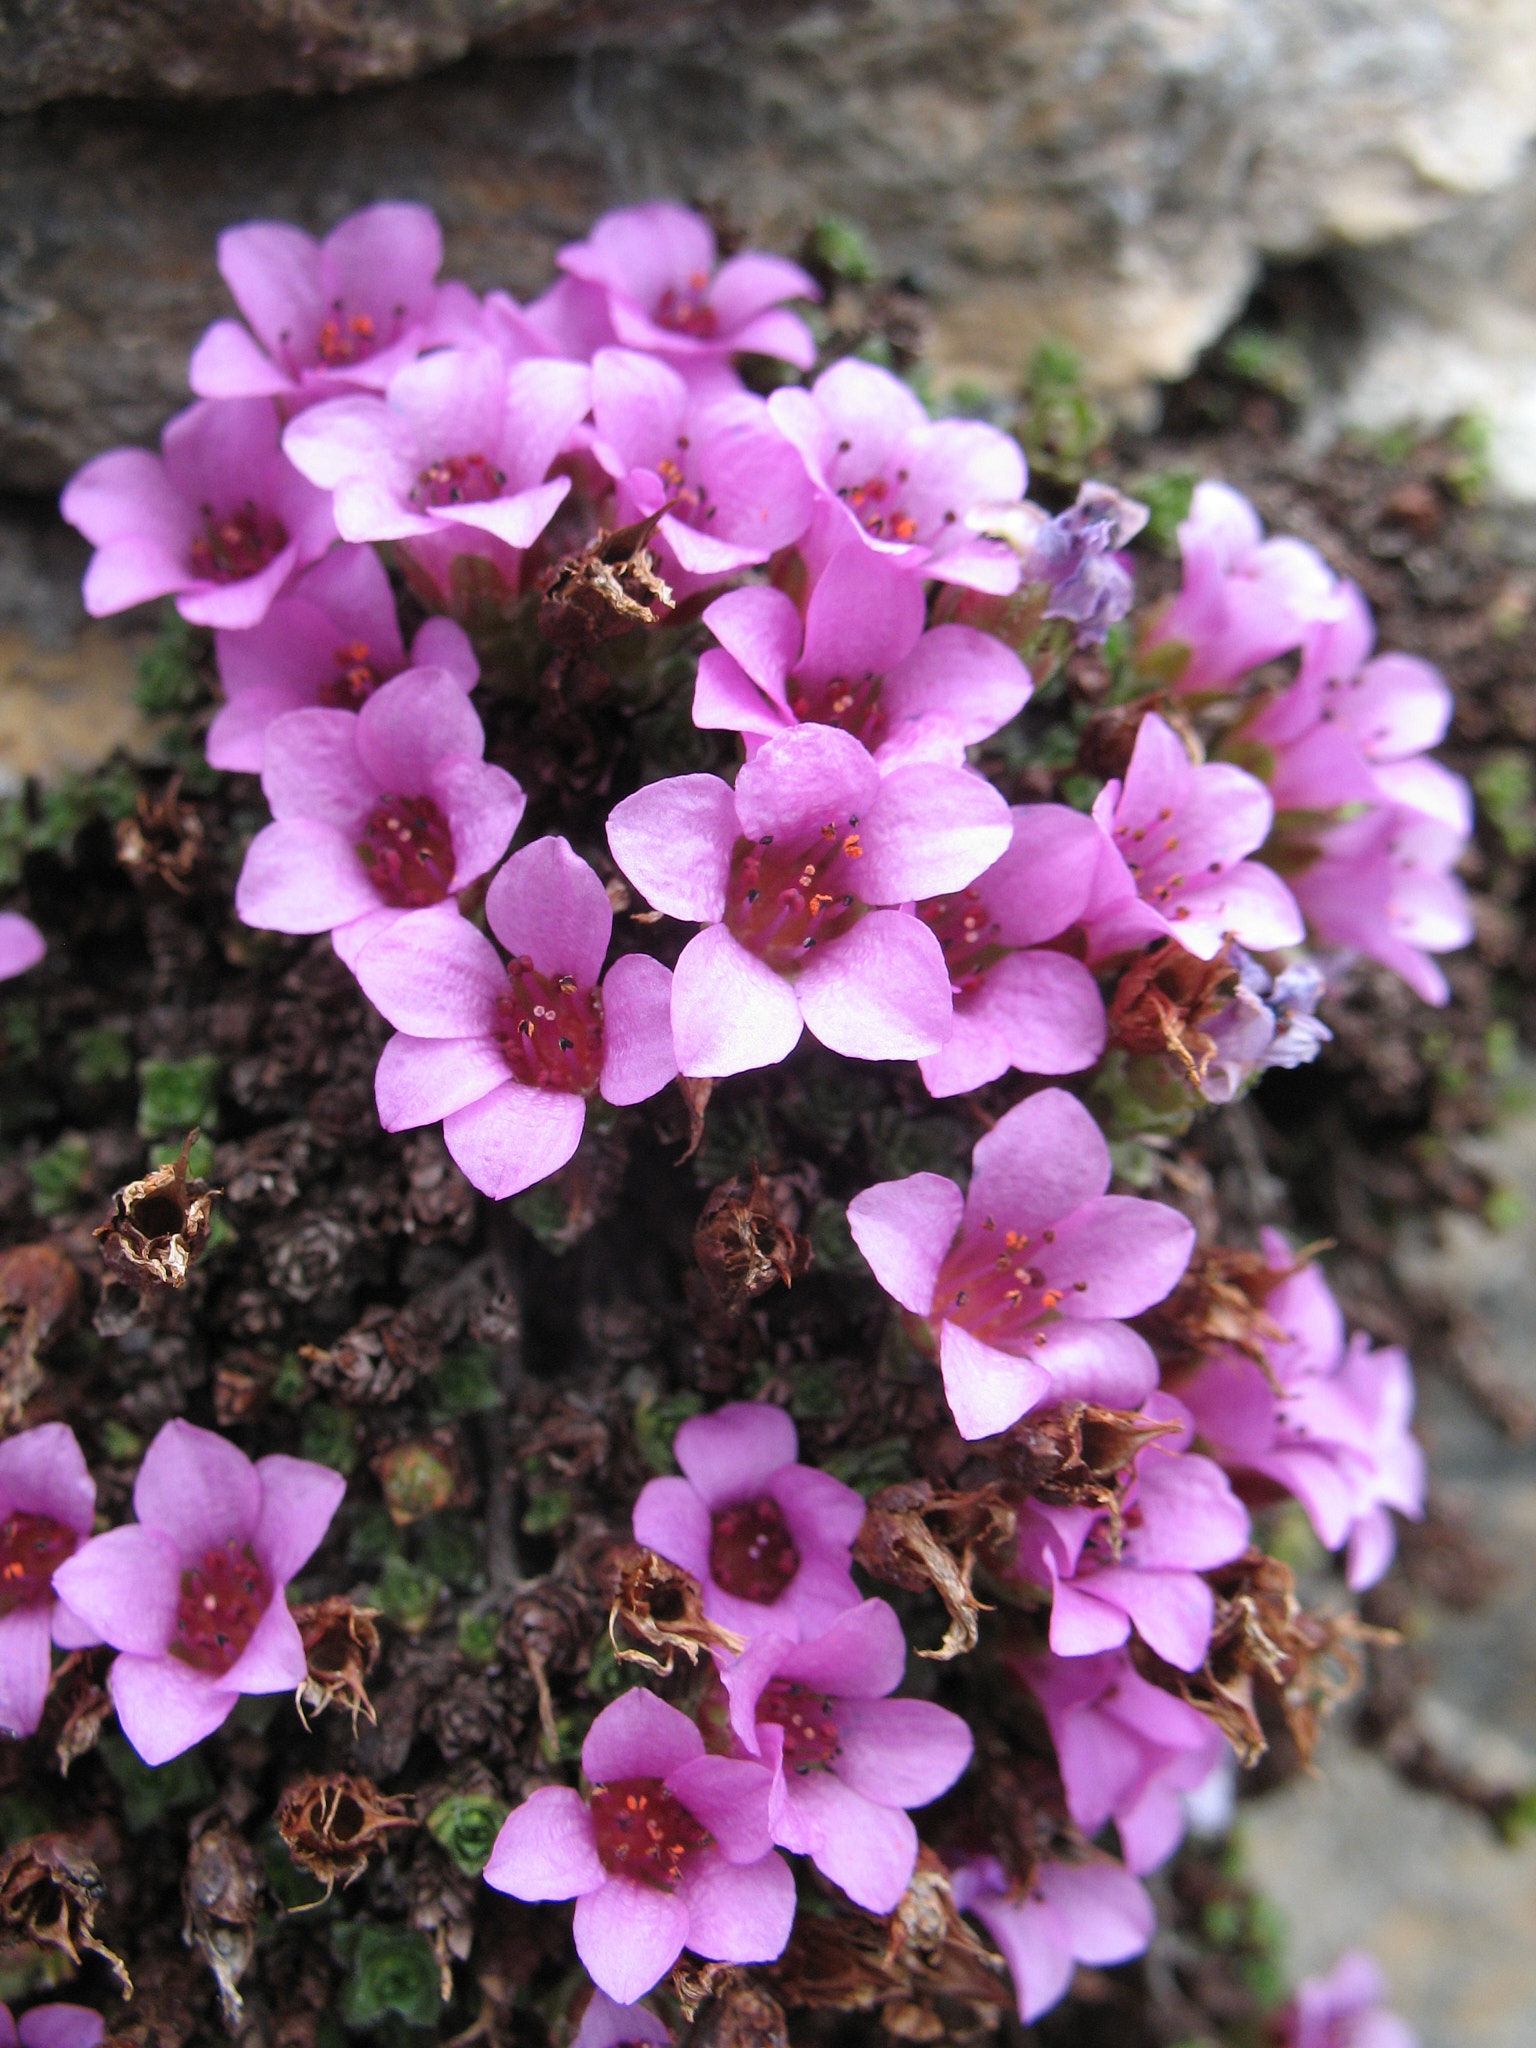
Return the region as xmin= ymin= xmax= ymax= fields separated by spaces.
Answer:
xmin=483 ymin=1686 xmax=793 ymax=2004
xmin=51 ymin=1418 xmax=346 ymax=1765
xmin=720 ymin=1596 xmax=973 ymax=1911
xmin=0 ymin=915 xmax=46 ymax=986
xmin=606 ymin=721 xmax=1013 ymax=1077
xmin=691 ymin=539 xmax=1032 ymax=757
xmin=234 ymin=666 xmax=524 ymax=969
xmin=190 ymin=201 xmax=476 ymax=403
xmin=352 ymin=835 xmax=677 ymax=1200
xmin=60 ymin=396 xmax=336 ymax=630
xmin=0 ymin=2002 xmax=105 ymax=2048
xmin=208 ymin=542 xmax=478 ymax=772
xmin=847 ymin=1088 xmax=1196 ymax=1440
xmin=1279 ymin=1951 xmax=1417 ymax=2048
xmin=951 ymin=1852 xmax=1156 ymax=2025
xmin=768 ymin=357 xmax=1027 ymax=593
xmin=1013 ymin=1394 xmax=1251 ymax=1672
xmin=0 ymin=1424 xmax=98 ymax=1739
xmin=1179 ymin=1230 xmax=1425 ymax=1590
xmin=633 ymin=1403 xmax=864 ymax=1643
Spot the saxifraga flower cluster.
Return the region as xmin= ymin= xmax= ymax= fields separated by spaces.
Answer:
xmin=15 ymin=197 xmax=1447 ymax=2037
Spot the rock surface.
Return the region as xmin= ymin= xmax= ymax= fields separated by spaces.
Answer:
xmin=7 ymin=1 xmax=1536 ymax=488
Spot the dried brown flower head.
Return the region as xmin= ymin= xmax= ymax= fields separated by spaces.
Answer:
xmin=0 ymin=1832 xmax=131 ymax=1994
xmin=693 ymin=1165 xmax=812 ymax=1314
xmin=274 ymin=1774 xmax=414 ymax=1901
xmin=998 ymin=1400 xmax=1182 ymax=1520
xmin=1108 ymin=939 xmax=1239 ymax=1084
xmin=115 ymin=776 xmax=206 ymax=894
xmin=94 ymin=1132 xmax=218 ymax=1292
xmin=608 ymin=1546 xmax=746 ymax=1676
xmin=291 ymin=1597 xmax=381 ymax=1733
xmin=1139 ymin=1240 xmax=1324 ymax=1379
xmin=182 ymin=1820 xmax=263 ymax=2027
xmin=0 ymin=1241 xmax=82 ymax=1428
xmin=299 ymin=1300 xmax=440 ymax=1404
xmin=536 ymin=508 xmax=675 ymax=651
xmin=854 ymin=1482 xmax=1017 ymax=1661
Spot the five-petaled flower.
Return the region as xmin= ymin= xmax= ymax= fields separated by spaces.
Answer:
xmin=951 ymin=1851 xmax=1155 ymax=2024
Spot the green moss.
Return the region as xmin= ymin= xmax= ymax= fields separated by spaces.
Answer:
xmin=136 ymin=1052 xmax=221 ymax=1137
xmin=634 ymin=1390 xmax=706 ymax=1475
xmin=27 ymin=1135 xmax=92 ymax=1217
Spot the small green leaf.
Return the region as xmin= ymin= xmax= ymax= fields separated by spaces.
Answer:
xmin=426 ymin=1792 xmax=509 ymax=1877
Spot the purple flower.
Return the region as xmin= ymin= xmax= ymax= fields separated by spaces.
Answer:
xmin=999 ymin=481 xmax=1148 ymax=645
xmin=1198 ymin=951 xmax=1332 ymax=1105
xmin=912 ymin=804 xmax=1108 ymax=1098
xmin=557 ymin=202 xmax=819 ymax=385
xmin=768 ymin=359 xmax=1026 ymax=594
xmin=189 ymin=202 xmax=476 ymax=404
xmin=951 ymin=1851 xmax=1154 ymax=2024
xmin=1280 ymin=1951 xmax=1417 ymax=2048
xmin=61 ymin=397 xmax=335 ymax=630
xmin=351 ymin=836 xmax=677 ymax=1200
xmin=570 ymin=1989 xmax=671 ymax=2048
xmin=208 ymin=543 xmax=478 ymax=772
xmin=632 ymin=1403 xmax=863 ymax=1644
xmin=52 ymin=1417 xmax=345 ymax=1765
xmin=606 ymin=722 xmax=1012 ymax=1076
xmin=280 ymin=346 xmax=591 ymax=606
xmin=691 ymin=540 xmax=1031 ymax=756
xmin=719 ymin=1597 xmax=971 ymax=1911
xmin=1145 ymin=481 xmax=1342 ymax=694
xmin=483 ymin=1686 xmax=794 ymax=2005
xmin=0 ymin=1425 xmax=97 ymax=1739
xmin=1180 ymin=1231 xmax=1425 ymax=1590
xmin=590 ymin=349 xmax=813 ymax=597
xmin=847 ymin=1088 xmax=1195 ymax=1441
xmin=1014 ymin=1395 xmax=1250 ymax=1672
xmin=0 ymin=915 xmax=45 ymax=986
xmin=1018 ymin=1646 xmax=1227 ymax=1874
xmin=0 ymin=2002 xmax=105 ymax=2048
xmin=1084 ymin=711 xmax=1305 ymax=961
xmin=234 ymin=666 xmax=524 ymax=968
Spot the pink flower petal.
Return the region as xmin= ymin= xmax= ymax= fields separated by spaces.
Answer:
xmin=777 ymin=1598 xmax=909 ymax=1700
xmin=882 ymin=625 xmax=1032 ymax=746
xmin=570 ymin=1989 xmax=671 ymax=2048
xmin=497 ymin=360 xmax=593 ymax=490
xmin=411 ymin=614 xmax=479 ymax=689
xmin=591 ymin=348 xmax=690 ymax=472
xmin=190 ymin=316 xmax=294 ymax=398
xmin=1079 ymin=1565 xmax=1214 ymax=1671
xmin=702 ymin=585 xmax=802 ymax=701
xmin=236 ymin=818 xmax=380 ymax=934
xmin=260 ymin=707 xmax=377 ymax=826
xmin=484 ymin=1786 xmax=605 ymax=1900
xmin=631 ymin=1476 xmax=712 ymax=1579
xmin=674 ymin=1403 xmax=798 ymax=1510
xmin=355 ymin=668 xmax=485 ymax=789
xmin=938 ymin=1320 xmax=1054 ymax=1440
xmin=968 ymin=1888 xmax=1074 ymax=2024
xmin=375 ymin=1032 xmax=510 ymax=1132
xmin=61 ymin=447 xmax=195 ymax=549
xmin=15 ymin=2002 xmax=106 ymax=2048
xmin=674 ymin=1847 xmax=795 ymax=1965
xmin=599 ymin=954 xmax=677 ymax=1106
xmin=671 ymin=925 xmax=804 ymax=1078
xmin=436 ymin=756 xmax=525 ymax=889
xmin=692 ymin=648 xmax=794 ymax=737
xmin=574 ymin=1877 xmax=689 ymax=2006
xmin=217 ymin=221 xmax=325 ymax=362
xmin=218 ymin=1588 xmax=307 ymax=1694
xmin=437 ymin=477 xmax=572 ymax=550
xmin=1035 ymin=1195 xmax=1196 ymax=1321
xmin=251 ymin=1454 xmax=347 ymax=1584
xmin=1032 ymin=1320 xmax=1160 ymax=1408
xmin=0 ymin=1423 xmax=94 ymax=1534
xmin=485 ymin=836 xmax=612 ymax=985
xmin=964 ymin=1088 xmax=1111 ymax=1234
xmin=584 ymin=1687 xmax=705 ymax=1784
xmin=1047 ymin=1579 xmax=1132 ymax=1658
xmin=443 ymin=1080 xmax=586 ymax=1200
xmin=846 ymin=1172 xmax=963 ymax=1315
xmin=352 ymin=903 xmax=505 ymax=1037
xmin=794 ymin=910 xmax=952 ymax=1061
xmin=80 ymin=537 xmax=193 ymax=617
xmin=832 ymin=1697 xmax=973 ymax=1809
xmin=134 ymin=1418 xmax=260 ymax=1562
xmin=0 ymin=1603 xmax=56 ymax=1739
xmin=733 ymin=725 xmax=878 ymax=845
xmin=108 ymin=1653 xmax=237 ymax=1766
xmin=982 ymin=805 xmax=1107 ymax=946
xmin=783 ymin=1771 xmax=917 ymax=1912
xmin=1036 ymin=1858 xmax=1155 ymax=1965
xmin=667 ymin=1755 xmax=776 ymax=1865
xmin=606 ymin=775 xmax=738 ymax=920
xmin=797 ymin=544 xmax=926 ymax=689
xmin=857 ymin=764 xmax=1012 ymax=902
xmin=51 ymin=1526 xmax=180 ymax=1655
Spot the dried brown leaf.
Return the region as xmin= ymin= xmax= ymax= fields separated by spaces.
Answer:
xmin=536 ymin=507 xmax=675 ymax=650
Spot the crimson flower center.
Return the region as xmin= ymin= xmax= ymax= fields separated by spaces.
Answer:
xmin=189 ymin=503 xmax=289 ymax=584
xmin=710 ymin=1495 xmax=800 ymax=1604
xmin=590 ymin=1776 xmax=710 ymax=1889
xmin=655 ymin=272 xmax=719 ymax=339
xmin=934 ymin=1215 xmax=1089 ymax=1353
xmin=318 ymin=639 xmax=385 ymax=710
xmin=356 ymin=794 xmax=456 ymax=910
xmin=170 ymin=1539 xmax=272 ymax=1676
xmin=786 ymin=671 xmax=887 ymax=746
xmin=840 ymin=475 xmax=918 ymax=544
xmin=316 ymin=307 xmax=378 ymax=367
xmin=0 ymin=1510 xmax=75 ymax=1619
xmin=494 ymin=957 xmax=605 ymax=1095
xmin=723 ymin=825 xmax=865 ymax=974
xmin=410 ymin=453 xmax=507 ymax=509
xmin=756 ymin=1680 xmax=841 ymax=1770
xmin=918 ymin=889 xmax=1009 ymax=995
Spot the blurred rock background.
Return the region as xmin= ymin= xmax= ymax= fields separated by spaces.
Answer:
xmin=3 ymin=7 xmax=1536 ymax=2042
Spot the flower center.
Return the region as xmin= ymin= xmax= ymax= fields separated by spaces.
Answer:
xmin=918 ymin=889 xmax=1009 ymax=996
xmin=316 ymin=308 xmax=378 ymax=367
xmin=0 ymin=1510 xmax=76 ymax=1619
xmin=170 ymin=1539 xmax=272 ymax=1676
xmin=189 ymin=503 xmax=289 ymax=584
xmin=655 ymin=272 xmax=719 ymax=339
xmin=756 ymin=1680 xmax=840 ymax=1771
xmin=356 ymin=795 xmax=456 ymax=910
xmin=710 ymin=1495 xmax=800 ymax=1604
xmin=785 ymin=672 xmax=886 ymax=747
xmin=655 ymin=453 xmax=709 ymax=525
xmin=590 ymin=1776 xmax=711 ymax=1889
xmin=934 ymin=1215 xmax=1088 ymax=1354
xmin=840 ymin=476 xmax=918 ymax=544
xmin=318 ymin=640 xmax=385 ymax=711
xmin=723 ymin=825 xmax=865 ymax=974
xmin=410 ymin=454 xmax=507 ymax=509
xmin=1110 ymin=806 xmax=1194 ymax=914
xmin=493 ymin=958 xmax=605 ymax=1095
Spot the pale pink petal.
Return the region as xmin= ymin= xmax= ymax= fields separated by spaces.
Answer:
xmin=703 ymin=585 xmax=803 ymax=700
xmin=591 ymin=348 xmax=690 ymax=473
xmin=0 ymin=1604 xmax=55 ymax=1738
xmin=858 ymin=764 xmax=1012 ymax=902
xmin=832 ymin=1697 xmax=973 ymax=1808
xmin=108 ymin=1654 xmax=237 ymax=1766
xmin=51 ymin=1526 xmax=179 ymax=1655
xmin=1036 ymin=1859 xmax=1155 ymax=1965
xmin=795 ymin=910 xmax=952 ymax=1061
xmin=352 ymin=903 xmax=505 ymax=1037
xmin=982 ymin=805 xmax=1107 ymax=945
xmin=435 ymin=756 xmax=525 ymax=889
xmin=1033 ymin=1320 xmax=1160 ymax=1408
xmin=16 ymin=2002 xmax=106 ymax=2048
xmin=49 ymin=1604 xmax=100 ymax=1652
xmin=281 ymin=392 xmax=417 ymax=494
xmin=916 ymin=1005 xmax=1015 ymax=1098
xmin=260 ymin=705 xmax=377 ymax=827
xmin=938 ymin=1320 xmax=1054 ymax=1440
xmin=497 ymin=360 xmax=594 ymax=490
xmin=1083 ymin=1565 xmax=1214 ymax=1671
xmin=730 ymin=306 xmax=818 ymax=369
xmin=1172 ymin=859 xmax=1305 ymax=956
xmin=584 ymin=1686 xmax=705 ymax=1783
xmin=965 ymin=1088 xmax=1111 ymax=1233
xmin=410 ymin=615 xmax=479 ymax=689
xmin=189 ymin=316 xmax=295 ymax=398
xmin=777 ymin=1598 xmax=909 ymax=1700
xmin=709 ymin=250 xmax=818 ymax=328
xmin=485 ymin=836 xmax=612 ymax=984
xmin=251 ymin=1454 xmax=347 ymax=1584
xmin=484 ymin=1786 xmax=604 ymax=1900
xmin=1047 ymin=1579 xmax=1132 ymax=1657
xmin=569 ymin=1988 xmax=671 ymax=2048
xmin=436 ymin=477 xmax=571 ymax=550
xmin=235 ymin=819 xmax=380 ymax=934
xmin=671 ymin=925 xmax=804 ymax=1077
xmin=783 ymin=1772 xmax=917 ymax=1912
xmin=674 ymin=1847 xmax=795 ymax=1965
xmin=355 ymin=667 xmax=485 ymax=789
xmin=599 ymin=955 xmax=677 ymax=1106
xmin=1035 ymin=1196 xmax=1196 ymax=1320
xmin=606 ymin=775 xmax=738 ymax=920
xmin=881 ymin=624 xmax=1032 ymax=746
xmin=60 ymin=447 xmax=194 ymax=550
xmin=218 ymin=1589 xmax=307 ymax=1693
xmin=631 ymin=1476 xmax=712 ymax=1579
xmin=0 ymin=1423 xmax=94 ymax=1533
xmin=733 ymin=725 xmax=878 ymax=844
xmin=667 ymin=1755 xmax=776 ymax=1864
xmin=693 ymin=649 xmax=794 ymax=737
xmin=797 ymin=544 xmax=927 ymax=688
xmin=375 ymin=1032 xmax=510 ymax=1132
xmin=574 ymin=1878 xmax=689 ymax=2005
xmin=216 ymin=221 xmax=324 ymax=361
xmin=80 ymin=537 xmax=193 ymax=616
xmin=135 ymin=1418 xmax=260 ymax=1562
xmin=846 ymin=1172 xmax=963 ymax=1314
xmin=674 ymin=1403 xmax=798 ymax=1509
xmin=443 ymin=1080 xmax=586 ymax=1200
xmin=178 ymin=538 xmax=307 ymax=631
xmin=1345 ymin=1507 xmax=1398 ymax=1591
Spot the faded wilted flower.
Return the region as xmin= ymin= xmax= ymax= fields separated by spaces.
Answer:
xmin=93 ymin=1133 xmax=218 ymax=1293
xmin=291 ymin=1596 xmax=381 ymax=1732
xmin=275 ymin=1773 xmax=415 ymax=1899
xmin=182 ymin=1819 xmax=263 ymax=2027
xmin=693 ymin=1166 xmax=812 ymax=1314
xmin=0 ymin=1834 xmax=131 ymax=1996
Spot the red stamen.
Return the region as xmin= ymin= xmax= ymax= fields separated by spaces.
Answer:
xmin=319 ymin=640 xmax=384 ymax=711
xmin=755 ymin=1680 xmax=841 ymax=1770
xmin=356 ymin=794 xmax=456 ymax=909
xmin=169 ymin=1539 xmax=272 ymax=1676
xmin=710 ymin=1495 xmax=800 ymax=1603
xmin=410 ymin=453 xmax=507 ymax=509
xmin=189 ymin=503 xmax=288 ymax=584
xmin=493 ymin=959 xmax=605 ymax=1095
xmin=0 ymin=1511 xmax=75 ymax=1619
xmin=590 ymin=1776 xmax=710 ymax=1888
xmin=724 ymin=827 xmax=864 ymax=972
